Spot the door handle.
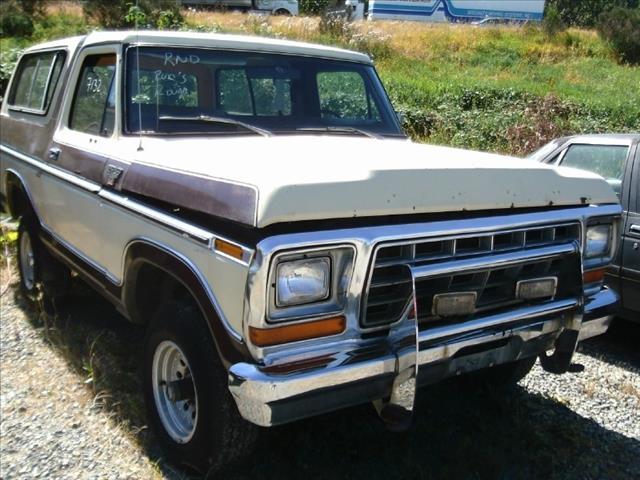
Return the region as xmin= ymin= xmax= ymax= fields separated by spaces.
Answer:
xmin=631 ymin=224 xmax=640 ymax=234
xmin=47 ymin=147 xmax=60 ymax=162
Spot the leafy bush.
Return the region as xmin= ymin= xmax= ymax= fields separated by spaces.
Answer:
xmin=0 ymin=45 xmax=24 ymax=101
xmin=299 ymin=0 xmax=331 ymax=16
xmin=0 ymin=1 xmax=35 ymax=37
xmin=83 ymin=0 xmax=184 ymax=29
xmin=543 ymin=4 xmax=566 ymax=37
xmin=597 ymin=6 xmax=640 ymax=64
xmin=545 ymin=0 xmax=639 ymax=27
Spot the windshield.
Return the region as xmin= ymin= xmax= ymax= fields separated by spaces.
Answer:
xmin=526 ymin=138 xmax=565 ymax=162
xmin=125 ymin=46 xmax=404 ymax=137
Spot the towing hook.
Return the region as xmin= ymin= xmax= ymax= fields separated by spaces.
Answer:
xmin=539 ymin=329 xmax=580 ymax=374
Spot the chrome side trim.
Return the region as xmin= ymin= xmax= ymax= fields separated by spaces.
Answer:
xmin=124 ymin=238 xmax=244 ymax=342
xmin=99 ymin=190 xmax=214 ymax=245
xmin=1 ymin=142 xmax=254 ymax=265
xmin=1 ymin=143 xmax=101 ymax=193
xmin=46 ymin=227 xmax=120 ymax=285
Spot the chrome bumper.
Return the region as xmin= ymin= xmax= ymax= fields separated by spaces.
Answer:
xmin=228 ymin=289 xmax=618 ymax=427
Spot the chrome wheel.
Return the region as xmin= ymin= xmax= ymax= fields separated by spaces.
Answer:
xmin=152 ymin=340 xmax=198 ymax=443
xmin=19 ymin=230 xmax=36 ymax=291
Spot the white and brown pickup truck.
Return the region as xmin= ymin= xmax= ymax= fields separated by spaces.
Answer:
xmin=0 ymin=31 xmax=622 ymax=472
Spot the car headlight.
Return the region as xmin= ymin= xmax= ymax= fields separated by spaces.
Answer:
xmin=585 ymin=224 xmax=612 ymax=258
xmin=276 ymin=257 xmax=331 ymax=307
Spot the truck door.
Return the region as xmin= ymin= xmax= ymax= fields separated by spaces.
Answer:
xmin=44 ymin=45 xmax=124 ymax=280
xmin=621 ymin=144 xmax=640 ymax=319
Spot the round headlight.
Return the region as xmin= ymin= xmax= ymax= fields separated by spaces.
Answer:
xmin=585 ymin=225 xmax=611 ymax=258
xmin=276 ymin=257 xmax=331 ymax=307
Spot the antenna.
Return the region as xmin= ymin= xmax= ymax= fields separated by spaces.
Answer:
xmin=135 ymin=0 xmax=144 ymax=152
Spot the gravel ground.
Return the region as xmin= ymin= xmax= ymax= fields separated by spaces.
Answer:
xmin=1 ymin=262 xmax=639 ymax=479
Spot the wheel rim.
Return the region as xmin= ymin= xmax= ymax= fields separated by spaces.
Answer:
xmin=152 ymin=340 xmax=198 ymax=443
xmin=19 ymin=230 xmax=36 ymax=291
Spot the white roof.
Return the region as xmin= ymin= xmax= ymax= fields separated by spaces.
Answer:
xmin=28 ymin=30 xmax=372 ymax=64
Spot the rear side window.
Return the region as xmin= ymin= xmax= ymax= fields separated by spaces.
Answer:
xmin=560 ymin=144 xmax=629 ymax=199
xmin=560 ymin=144 xmax=628 ymax=179
xmin=69 ymin=54 xmax=117 ymax=137
xmin=9 ymin=50 xmax=66 ymax=114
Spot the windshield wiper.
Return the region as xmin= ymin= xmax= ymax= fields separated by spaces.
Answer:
xmin=158 ymin=115 xmax=272 ymax=137
xmin=295 ymin=126 xmax=382 ymax=140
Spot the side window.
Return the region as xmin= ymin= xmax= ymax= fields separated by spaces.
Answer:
xmin=218 ymin=69 xmax=252 ymax=115
xmin=560 ymin=144 xmax=629 ymax=198
xmin=9 ymin=51 xmax=66 ymax=113
xmin=317 ymin=71 xmax=380 ymax=122
xmin=69 ymin=54 xmax=117 ymax=137
xmin=218 ymin=69 xmax=292 ymax=116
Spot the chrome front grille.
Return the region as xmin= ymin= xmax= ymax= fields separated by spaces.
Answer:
xmin=362 ymin=223 xmax=582 ymax=328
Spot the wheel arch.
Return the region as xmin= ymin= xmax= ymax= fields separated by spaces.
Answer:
xmin=122 ymin=239 xmax=251 ymax=368
xmin=5 ymin=169 xmax=38 ymax=220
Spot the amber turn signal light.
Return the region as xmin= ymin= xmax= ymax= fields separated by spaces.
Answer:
xmin=249 ymin=316 xmax=346 ymax=347
xmin=214 ymin=238 xmax=244 ymax=260
xmin=583 ymin=268 xmax=606 ymax=284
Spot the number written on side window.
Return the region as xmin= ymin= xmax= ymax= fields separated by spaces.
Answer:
xmin=9 ymin=51 xmax=65 ymax=113
xmin=560 ymin=144 xmax=629 ymax=197
xmin=69 ymin=54 xmax=117 ymax=137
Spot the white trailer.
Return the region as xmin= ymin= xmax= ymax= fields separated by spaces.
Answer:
xmin=367 ymin=0 xmax=545 ymax=23
xmin=181 ymin=0 xmax=299 ymax=16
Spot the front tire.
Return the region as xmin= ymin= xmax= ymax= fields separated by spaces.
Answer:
xmin=143 ymin=301 xmax=257 ymax=473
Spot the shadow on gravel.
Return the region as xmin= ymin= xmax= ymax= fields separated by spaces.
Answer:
xmin=13 ymin=281 xmax=640 ymax=480
xmin=580 ymin=319 xmax=640 ymax=371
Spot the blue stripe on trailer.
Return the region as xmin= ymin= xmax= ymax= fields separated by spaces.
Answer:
xmin=370 ymin=1 xmax=544 ymax=21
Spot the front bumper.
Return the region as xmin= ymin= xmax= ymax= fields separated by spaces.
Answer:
xmin=228 ymin=288 xmax=618 ymax=427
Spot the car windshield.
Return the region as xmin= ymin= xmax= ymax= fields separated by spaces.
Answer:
xmin=125 ymin=46 xmax=404 ymax=137
xmin=526 ymin=139 xmax=564 ymax=162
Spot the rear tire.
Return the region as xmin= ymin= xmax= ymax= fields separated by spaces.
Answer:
xmin=17 ymin=215 xmax=71 ymax=303
xmin=143 ymin=300 xmax=257 ymax=474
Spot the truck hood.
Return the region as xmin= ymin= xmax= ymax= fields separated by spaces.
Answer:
xmin=128 ymin=136 xmax=618 ymax=228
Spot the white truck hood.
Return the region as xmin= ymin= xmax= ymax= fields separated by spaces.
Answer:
xmin=130 ymin=136 xmax=618 ymax=227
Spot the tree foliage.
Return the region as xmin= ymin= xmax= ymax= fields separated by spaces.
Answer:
xmin=0 ymin=0 xmax=46 ymax=37
xmin=82 ymin=0 xmax=183 ymax=29
xmin=545 ymin=0 xmax=639 ymax=27
xmin=597 ymin=7 xmax=640 ymax=64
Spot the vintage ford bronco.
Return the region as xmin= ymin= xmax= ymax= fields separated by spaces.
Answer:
xmin=0 ymin=31 xmax=622 ymax=471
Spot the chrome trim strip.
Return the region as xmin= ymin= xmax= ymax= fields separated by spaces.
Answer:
xmin=124 ymin=237 xmax=244 ymax=342
xmin=98 ymin=190 xmax=214 ymax=244
xmin=411 ymin=242 xmax=578 ymax=279
xmin=1 ymin=143 xmax=101 ymax=193
xmin=417 ymin=298 xmax=577 ymax=344
xmin=47 ymin=227 xmax=121 ymax=285
xmin=1 ymin=142 xmax=254 ymax=265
